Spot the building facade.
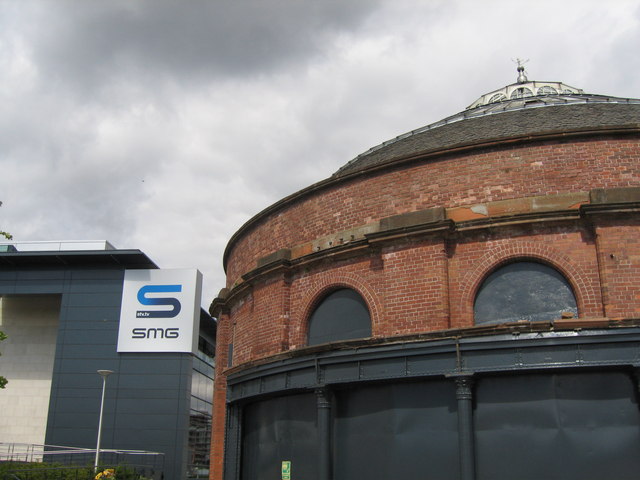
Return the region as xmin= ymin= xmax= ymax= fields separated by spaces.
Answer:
xmin=0 ymin=241 xmax=216 ymax=480
xmin=210 ymin=71 xmax=640 ymax=480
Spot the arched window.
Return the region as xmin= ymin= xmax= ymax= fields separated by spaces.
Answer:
xmin=474 ymin=261 xmax=578 ymax=325
xmin=307 ymin=288 xmax=371 ymax=346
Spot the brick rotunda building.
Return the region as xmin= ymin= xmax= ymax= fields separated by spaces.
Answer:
xmin=210 ymin=66 xmax=640 ymax=480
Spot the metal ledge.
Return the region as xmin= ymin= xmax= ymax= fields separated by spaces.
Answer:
xmin=225 ymin=323 xmax=640 ymax=403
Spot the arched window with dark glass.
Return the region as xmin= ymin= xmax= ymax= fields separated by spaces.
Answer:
xmin=307 ymin=288 xmax=371 ymax=346
xmin=474 ymin=261 xmax=578 ymax=325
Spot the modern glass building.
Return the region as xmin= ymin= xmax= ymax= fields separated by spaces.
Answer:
xmin=0 ymin=241 xmax=216 ymax=480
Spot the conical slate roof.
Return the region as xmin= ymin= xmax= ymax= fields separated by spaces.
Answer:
xmin=334 ymin=67 xmax=640 ymax=178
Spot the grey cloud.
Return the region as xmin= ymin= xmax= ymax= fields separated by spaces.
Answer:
xmin=24 ymin=0 xmax=380 ymax=91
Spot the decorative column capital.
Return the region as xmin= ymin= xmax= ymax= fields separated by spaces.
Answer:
xmin=449 ymin=373 xmax=475 ymax=400
xmin=316 ymin=387 xmax=332 ymax=409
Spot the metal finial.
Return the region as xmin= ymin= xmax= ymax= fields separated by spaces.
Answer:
xmin=513 ymin=58 xmax=529 ymax=83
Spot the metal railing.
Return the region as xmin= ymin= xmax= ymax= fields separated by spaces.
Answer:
xmin=0 ymin=444 xmax=164 ymax=480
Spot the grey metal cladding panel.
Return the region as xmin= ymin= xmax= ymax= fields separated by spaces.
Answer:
xmin=0 ymin=270 xmax=65 ymax=293
xmin=55 ymin=387 xmax=181 ymax=400
xmin=464 ymin=341 xmax=640 ymax=371
xmin=114 ymin=429 xmax=180 ymax=448
xmin=63 ymin=306 xmax=121 ymax=322
xmin=61 ymin=328 xmax=118 ymax=345
xmin=111 ymin=388 xmax=181 ymax=400
xmin=227 ymin=330 xmax=640 ymax=402
xmin=116 ymin=357 xmax=184 ymax=375
xmin=179 ymin=354 xmax=195 ymax=375
xmin=50 ymin=412 xmax=98 ymax=428
xmin=57 ymin=374 xmax=117 ymax=389
xmin=0 ymin=282 xmax=16 ymax=294
xmin=47 ymin=427 xmax=96 ymax=447
xmin=261 ymin=373 xmax=287 ymax=393
xmin=63 ymin=292 xmax=123 ymax=307
xmin=63 ymin=320 xmax=119 ymax=332
xmin=5 ymin=280 xmax=65 ymax=294
xmin=360 ymin=358 xmax=406 ymax=379
xmin=237 ymin=378 xmax=262 ymax=399
xmin=114 ymin=413 xmax=182 ymax=430
xmin=17 ymin=270 xmax=67 ymax=281
xmin=0 ymin=271 xmax=18 ymax=281
xmin=70 ymin=269 xmax=124 ymax=280
xmin=231 ymin=368 xmax=318 ymax=400
xmin=228 ymin=357 xmax=318 ymax=386
xmin=56 ymin=343 xmax=118 ymax=359
xmin=114 ymin=398 xmax=179 ymax=415
xmin=58 ymin=358 xmax=122 ymax=374
xmin=463 ymin=347 xmax=522 ymax=371
xmin=513 ymin=345 xmax=581 ymax=367
xmin=287 ymin=366 xmax=317 ymax=388
xmin=67 ymin=279 xmax=123 ymax=294
xmin=407 ymin=352 xmax=457 ymax=376
xmin=579 ymin=342 xmax=640 ymax=364
xmin=52 ymin=397 xmax=104 ymax=414
xmin=119 ymin=351 xmax=191 ymax=363
xmin=323 ymin=362 xmax=360 ymax=383
xmin=116 ymin=373 xmax=183 ymax=390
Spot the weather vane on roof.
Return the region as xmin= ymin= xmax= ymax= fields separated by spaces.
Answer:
xmin=512 ymin=58 xmax=529 ymax=83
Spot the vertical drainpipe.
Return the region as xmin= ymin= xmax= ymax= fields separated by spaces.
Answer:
xmin=316 ymin=387 xmax=332 ymax=480
xmin=453 ymin=374 xmax=476 ymax=480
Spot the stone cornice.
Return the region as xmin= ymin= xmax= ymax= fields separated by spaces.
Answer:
xmin=211 ymin=187 xmax=640 ymax=315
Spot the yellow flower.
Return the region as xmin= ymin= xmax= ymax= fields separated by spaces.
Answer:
xmin=95 ymin=468 xmax=116 ymax=479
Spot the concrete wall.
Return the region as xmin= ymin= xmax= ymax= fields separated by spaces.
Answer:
xmin=0 ymin=295 xmax=60 ymax=445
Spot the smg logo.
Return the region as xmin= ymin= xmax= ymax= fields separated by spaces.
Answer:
xmin=132 ymin=284 xmax=182 ymax=340
xmin=136 ymin=284 xmax=182 ymax=318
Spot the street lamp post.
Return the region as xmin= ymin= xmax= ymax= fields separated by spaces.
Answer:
xmin=94 ymin=369 xmax=114 ymax=472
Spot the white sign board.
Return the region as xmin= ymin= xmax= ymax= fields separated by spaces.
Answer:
xmin=117 ymin=269 xmax=202 ymax=353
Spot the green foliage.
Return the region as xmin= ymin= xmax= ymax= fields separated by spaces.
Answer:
xmin=0 ymin=462 xmax=153 ymax=480
xmin=0 ymin=330 xmax=6 ymax=389
xmin=0 ymin=201 xmax=11 ymax=390
xmin=0 ymin=461 xmax=93 ymax=479
xmin=0 ymin=200 xmax=11 ymax=240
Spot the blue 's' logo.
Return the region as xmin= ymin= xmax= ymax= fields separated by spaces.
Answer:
xmin=136 ymin=284 xmax=182 ymax=318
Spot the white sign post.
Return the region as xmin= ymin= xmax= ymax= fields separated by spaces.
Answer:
xmin=117 ymin=269 xmax=202 ymax=353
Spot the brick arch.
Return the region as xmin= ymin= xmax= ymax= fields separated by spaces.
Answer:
xmin=458 ymin=241 xmax=599 ymax=323
xmin=292 ymin=272 xmax=382 ymax=348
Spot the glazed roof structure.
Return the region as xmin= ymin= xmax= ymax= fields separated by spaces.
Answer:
xmin=335 ymin=67 xmax=640 ymax=178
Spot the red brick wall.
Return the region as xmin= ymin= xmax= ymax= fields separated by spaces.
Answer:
xmin=230 ymin=277 xmax=290 ymax=365
xmin=219 ymin=137 xmax=640 ymax=369
xmin=595 ymin=216 xmax=640 ymax=318
xmin=210 ymin=312 xmax=230 ymax=480
xmin=224 ymin=223 xmax=616 ymax=369
xmin=226 ymin=138 xmax=640 ymax=287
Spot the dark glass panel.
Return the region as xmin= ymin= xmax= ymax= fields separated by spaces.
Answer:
xmin=475 ymin=372 xmax=640 ymax=480
xmin=334 ymin=380 xmax=459 ymax=480
xmin=474 ymin=261 xmax=577 ymax=324
xmin=241 ymin=394 xmax=318 ymax=480
xmin=308 ymin=288 xmax=371 ymax=346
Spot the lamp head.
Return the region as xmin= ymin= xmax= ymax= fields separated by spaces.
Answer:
xmin=97 ymin=370 xmax=114 ymax=377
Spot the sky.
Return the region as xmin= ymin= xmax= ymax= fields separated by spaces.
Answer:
xmin=1 ymin=0 xmax=639 ymax=307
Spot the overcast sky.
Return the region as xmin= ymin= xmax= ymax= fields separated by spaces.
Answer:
xmin=1 ymin=0 xmax=639 ymax=306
